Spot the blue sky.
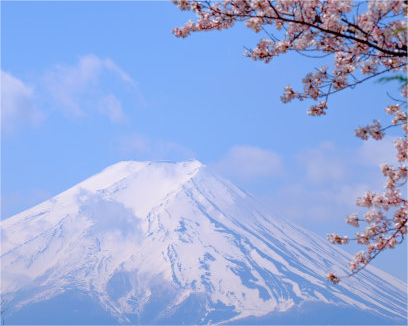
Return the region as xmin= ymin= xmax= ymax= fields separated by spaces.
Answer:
xmin=1 ymin=1 xmax=406 ymax=281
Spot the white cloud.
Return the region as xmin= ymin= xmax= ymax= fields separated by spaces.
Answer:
xmin=117 ymin=133 xmax=195 ymax=161
xmin=44 ymin=54 xmax=140 ymax=121
xmin=211 ymin=145 xmax=284 ymax=181
xmin=265 ymin=182 xmax=372 ymax=225
xmin=78 ymin=190 xmax=142 ymax=239
xmin=103 ymin=58 xmax=137 ymax=87
xmin=261 ymin=138 xmax=396 ymax=226
xmin=297 ymin=141 xmax=347 ymax=185
xmin=118 ymin=133 xmax=150 ymax=153
xmin=1 ymin=71 xmax=45 ymax=134
xmin=98 ymin=95 xmax=126 ymax=123
xmin=357 ymin=137 xmax=398 ymax=167
xmin=1 ymin=55 xmax=140 ymax=134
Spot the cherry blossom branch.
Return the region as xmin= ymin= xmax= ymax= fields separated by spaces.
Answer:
xmin=172 ymin=0 xmax=408 ymax=284
xmin=328 ymin=103 xmax=407 ymax=283
xmin=173 ymin=1 xmax=407 ymax=117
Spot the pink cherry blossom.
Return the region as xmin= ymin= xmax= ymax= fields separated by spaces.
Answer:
xmin=346 ymin=213 xmax=359 ymax=227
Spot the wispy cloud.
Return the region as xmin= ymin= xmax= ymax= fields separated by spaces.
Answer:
xmin=2 ymin=55 xmax=142 ymax=134
xmin=357 ymin=137 xmax=398 ymax=166
xmin=118 ymin=133 xmax=151 ymax=153
xmin=296 ymin=141 xmax=347 ymax=185
xmin=98 ymin=95 xmax=127 ymax=123
xmin=117 ymin=133 xmax=195 ymax=161
xmin=211 ymin=145 xmax=284 ymax=182
xmin=264 ymin=182 xmax=372 ymax=224
xmin=44 ymin=54 xmax=141 ymax=122
xmin=262 ymin=139 xmax=395 ymax=225
xmin=205 ymin=139 xmax=397 ymax=226
xmin=1 ymin=70 xmax=45 ymax=134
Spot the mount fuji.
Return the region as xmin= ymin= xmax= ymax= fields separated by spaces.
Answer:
xmin=1 ymin=160 xmax=406 ymax=325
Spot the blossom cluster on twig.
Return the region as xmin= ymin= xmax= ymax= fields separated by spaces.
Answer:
xmin=173 ymin=0 xmax=407 ymax=117
xmin=327 ymin=101 xmax=407 ymax=282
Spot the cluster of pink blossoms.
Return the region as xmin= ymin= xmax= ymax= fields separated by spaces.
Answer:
xmin=355 ymin=120 xmax=384 ymax=140
xmin=172 ymin=0 xmax=407 ymax=282
xmin=327 ymin=101 xmax=407 ymax=281
xmin=173 ymin=0 xmax=407 ymax=116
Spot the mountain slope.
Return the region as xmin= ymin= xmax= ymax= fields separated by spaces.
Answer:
xmin=1 ymin=160 xmax=406 ymax=325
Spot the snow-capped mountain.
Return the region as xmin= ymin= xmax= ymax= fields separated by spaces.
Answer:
xmin=1 ymin=160 xmax=406 ymax=325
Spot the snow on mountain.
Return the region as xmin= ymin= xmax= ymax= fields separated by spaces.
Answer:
xmin=1 ymin=160 xmax=406 ymax=325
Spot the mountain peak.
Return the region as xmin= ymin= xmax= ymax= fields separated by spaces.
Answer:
xmin=70 ymin=158 xmax=204 ymax=193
